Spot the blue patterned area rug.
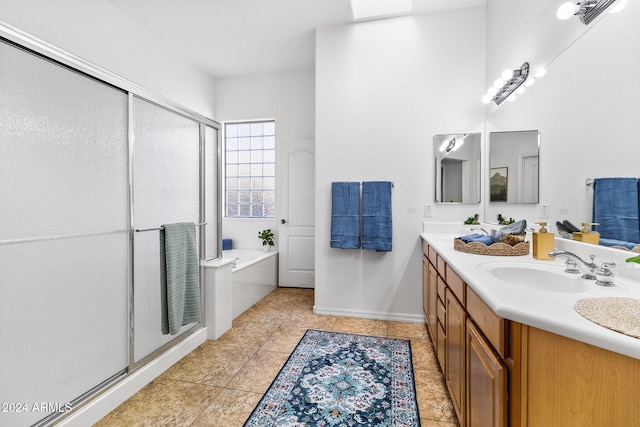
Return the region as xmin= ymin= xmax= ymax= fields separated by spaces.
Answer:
xmin=244 ymin=329 xmax=420 ymax=427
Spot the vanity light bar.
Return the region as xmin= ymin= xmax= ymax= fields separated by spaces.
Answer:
xmin=558 ymin=0 xmax=618 ymax=25
xmin=482 ymin=62 xmax=530 ymax=106
xmin=580 ymin=0 xmax=617 ymax=24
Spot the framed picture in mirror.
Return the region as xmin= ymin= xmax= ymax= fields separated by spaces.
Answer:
xmin=490 ymin=167 xmax=508 ymax=202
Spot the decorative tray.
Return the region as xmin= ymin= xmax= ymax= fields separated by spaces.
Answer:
xmin=453 ymin=238 xmax=530 ymax=256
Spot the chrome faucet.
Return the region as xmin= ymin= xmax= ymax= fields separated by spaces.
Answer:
xmin=548 ymin=249 xmax=597 ymax=280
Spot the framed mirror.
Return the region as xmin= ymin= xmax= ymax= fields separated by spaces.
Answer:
xmin=434 ymin=133 xmax=481 ymax=204
xmin=489 ymin=130 xmax=539 ymax=204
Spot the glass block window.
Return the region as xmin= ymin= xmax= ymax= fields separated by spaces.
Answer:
xmin=225 ymin=120 xmax=276 ymax=218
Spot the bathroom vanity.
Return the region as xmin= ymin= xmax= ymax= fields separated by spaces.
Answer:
xmin=421 ymin=225 xmax=640 ymax=427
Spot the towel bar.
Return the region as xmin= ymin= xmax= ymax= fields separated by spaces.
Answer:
xmin=133 ymin=222 xmax=207 ymax=233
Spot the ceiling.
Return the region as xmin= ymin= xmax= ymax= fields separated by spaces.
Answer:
xmin=106 ymin=0 xmax=486 ymax=79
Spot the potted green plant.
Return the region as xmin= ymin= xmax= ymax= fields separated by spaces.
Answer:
xmin=258 ymin=229 xmax=275 ymax=250
xmin=464 ymin=214 xmax=480 ymax=225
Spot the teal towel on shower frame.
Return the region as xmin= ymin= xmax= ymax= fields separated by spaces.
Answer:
xmin=160 ymin=222 xmax=201 ymax=335
xmin=362 ymin=181 xmax=393 ymax=252
xmin=330 ymin=182 xmax=361 ymax=249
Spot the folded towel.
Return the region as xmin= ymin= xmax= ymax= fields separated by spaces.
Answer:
xmin=160 ymin=222 xmax=201 ymax=335
xmin=600 ymin=238 xmax=637 ymax=250
xmin=330 ymin=182 xmax=361 ymax=249
xmin=361 ymin=181 xmax=393 ymax=252
xmin=458 ymin=233 xmax=494 ymax=246
xmin=593 ymin=178 xmax=639 ymax=244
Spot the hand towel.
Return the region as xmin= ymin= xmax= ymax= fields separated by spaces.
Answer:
xmin=458 ymin=233 xmax=494 ymax=246
xmin=361 ymin=181 xmax=392 ymax=252
xmin=330 ymin=182 xmax=361 ymax=249
xmin=499 ymin=219 xmax=527 ymax=236
xmin=599 ymin=238 xmax=638 ymax=250
xmin=593 ymin=178 xmax=640 ymax=244
xmin=160 ymin=222 xmax=201 ymax=335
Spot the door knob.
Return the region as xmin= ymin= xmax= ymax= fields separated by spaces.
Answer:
xmin=281 ymin=219 xmax=287 ymax=224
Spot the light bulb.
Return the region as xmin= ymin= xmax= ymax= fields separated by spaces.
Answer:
xmin=515 ymin=86 xmax=525 ymax=95
xmin=439 ymin=140 xmax=449 ymax=152
xmin=507 ymin=94 xmax=517 ymax=102
xmin=609 ymin=0 xmax=627 ymax=13
xmin=494 ymin=78 xmax=505 ymax=88
xmin=524 ymin=77 xmax=536 ymax=87
xmin=535 ymin=68 xmax=547 ymax=78
xmin=501 ymin=69 xmax=514 ymax=80
xmin=481 ymin=94 xmax=492 ymax=104
xmin=487 ymin=86 xmax=498 ymax=96
xmin=557 ymin=2 xmax=578 ymax=20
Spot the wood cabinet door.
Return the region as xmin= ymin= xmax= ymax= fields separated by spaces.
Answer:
xmin=426 ymin=261 xmax=438 ymax=338
xmin=446 ymin=290 xmax=466 ymax=426
xmin=423 ymin=256 xmax=429 ymax=320
xmin=466 ymin=320 xmax=507 ymax=427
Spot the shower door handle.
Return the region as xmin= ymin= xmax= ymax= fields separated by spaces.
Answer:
xmin=280 ymin=219 xmax=287 ymax=224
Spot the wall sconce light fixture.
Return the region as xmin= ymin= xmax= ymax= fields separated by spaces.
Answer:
xmin=557 ymin=0 xmax=623 ymax=25
xmin=481 ymin=62 xmax=530 ymax=105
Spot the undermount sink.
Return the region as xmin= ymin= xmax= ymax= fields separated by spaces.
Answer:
xmin=477 ymin=261 xmax=590 ymax=293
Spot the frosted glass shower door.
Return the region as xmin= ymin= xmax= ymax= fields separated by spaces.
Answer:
xmin=0 ymin=41 xmax=129 ymax=426
xmin=132 ymin=97 xmax=201 ymax=363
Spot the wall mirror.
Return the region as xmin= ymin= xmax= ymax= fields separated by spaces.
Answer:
xmin=483 ymin=2 xmax=640 ymax=251
xmin=489 ymin=130 xmax=539 ymax=204
xmin=434 ymin=133 xmax=481 ymax=204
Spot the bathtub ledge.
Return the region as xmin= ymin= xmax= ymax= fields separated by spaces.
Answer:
xmin=201 ymin=258 xmax=235 ymax=269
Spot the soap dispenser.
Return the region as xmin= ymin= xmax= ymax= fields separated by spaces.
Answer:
xmin=572 ymin=222 xmax=600 ymax=245
xmin=533 ymin=222 xmax=554 ymax=260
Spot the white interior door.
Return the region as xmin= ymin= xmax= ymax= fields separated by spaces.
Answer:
xmin=277 ymin=140 xmax=315 ymax=288
xmin=520 ymin=155 xmax=539 ymax=203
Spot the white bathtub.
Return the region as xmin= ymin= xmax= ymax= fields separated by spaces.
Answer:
xmin=222 ymin=249 xmax=279 ymax=318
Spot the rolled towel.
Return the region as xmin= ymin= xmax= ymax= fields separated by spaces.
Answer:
xmin=499 ymin=219 xmax=527 ymax=236
xmin=458 ymin=233 xmax=494 ymax=246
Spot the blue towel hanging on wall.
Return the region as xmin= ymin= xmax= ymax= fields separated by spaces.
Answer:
xmin=362 ymin=181 xmax=393 ymax=252
xmin=330 ymin=182 xmax=361 ymax=249
xmin=592 ymin=178 xmax=640 ymax=244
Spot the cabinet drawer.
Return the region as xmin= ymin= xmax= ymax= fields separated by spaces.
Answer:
xmin=437 ymin=321 xmax=446 ymax=369
xmin=445 ymin=265 xmax=465 ymax=304
xmin=467 ymin=285 xmax=507 ymax=358
xmin=437 ymin=298 xmax=446 ymax=326
xmin=437 ymin=254 xmax=446 ymax=277
xmin=422 ymin=240 xmax=429 ymax=257
xmin=437 ymin=275 xmax=446 ymax=302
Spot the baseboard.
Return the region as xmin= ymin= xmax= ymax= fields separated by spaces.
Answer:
xmin=313 ymin=306 xmax=425 ymax=324
xmin=58 ymin=328 xmax=207 ymax=427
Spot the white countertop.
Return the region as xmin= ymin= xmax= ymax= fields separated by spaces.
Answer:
xmin=421 ymin=225 xmax=640 ymax=360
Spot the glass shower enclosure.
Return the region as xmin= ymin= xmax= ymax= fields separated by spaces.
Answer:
xmin=0 ymin=26 xmax=220 ymax=426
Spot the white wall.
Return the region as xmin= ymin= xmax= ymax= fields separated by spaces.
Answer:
xmin=215 ymin=71 xmax=315 ymax=249
xmin=484 ymin=0 xmax=640 ymax=231
xmin=315 ymin=7 xmax=486 ymax=320
xmin=0 ymin=0 xmax=216 ymax=118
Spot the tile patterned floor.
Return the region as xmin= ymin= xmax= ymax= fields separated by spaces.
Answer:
xmin=95 ymin=288 xmax=459 ymax=426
